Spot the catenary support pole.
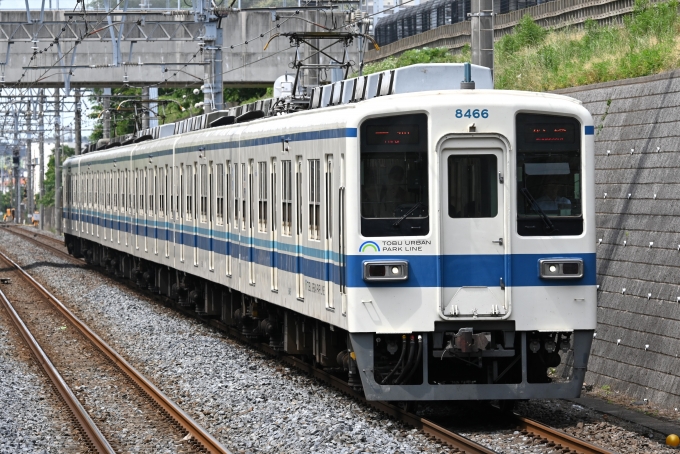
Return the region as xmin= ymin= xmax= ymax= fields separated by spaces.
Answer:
xmin=27 ymin=100 xmax=33 ymax=218
xmin=103 ymin=88 xmax=111 ymax=139
xmin=13 ymin=109 xmax=20 ymax=223
xmin=202 ymin=16 xmax=223 ymax=113
xmin=471 ymin=0 xmax=494 ymax=80
xmin=142 ymin=86 xmax=150 ymax=130
xmin=39 ymin=90 xmax=45 ymax=230
xmin=54 ymin=89 xmax=62 ymax=234
xmin=75 ymin=88 xmax=82 ymax=155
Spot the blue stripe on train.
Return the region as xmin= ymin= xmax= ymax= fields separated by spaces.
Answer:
xmin=63 ymin=211 xmax=594 ymax=288
xmin=346 ymin=253 xmax=595 ymax=288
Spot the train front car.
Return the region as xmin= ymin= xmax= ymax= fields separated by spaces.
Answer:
xmin=346 ymin=89 xmax=596 ymax=401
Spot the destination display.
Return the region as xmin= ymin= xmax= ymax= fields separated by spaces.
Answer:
xmin=366 ymin=124 xmax=420 ymax=145
xmin=524 ymin=124 xmax=576 ymax=143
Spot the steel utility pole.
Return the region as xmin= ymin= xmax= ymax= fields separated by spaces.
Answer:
xmin=54 ymin=90 xmax=62 ymax=234
xmin=470 ymin=0 xmax=494 ymax=80
xmin=195 ymin=0 xmax=223 ymax=112
xmin=12 ymin=109 xmax=20 ymax=223
xmin=26 ymin=103 xmax=33 ymax=217
xmin=142 ymin=86 xmax=150 ymax=130
xmin=103 ymin=88 xmax=111 ymax=139
xmin=39 ymin=90 xmax=45 ymax=230
xmin=75 ymin=89 xmax=82 ymax=155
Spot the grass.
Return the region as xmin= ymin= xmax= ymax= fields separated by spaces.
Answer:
xmin=363 ymin=0 xmax=680 ymax=91
xmin=358 ymin=46 xmax=470 ymax=76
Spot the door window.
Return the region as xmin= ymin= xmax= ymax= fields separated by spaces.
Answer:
xmin=447 ymin=155 xmax=498 ymax=218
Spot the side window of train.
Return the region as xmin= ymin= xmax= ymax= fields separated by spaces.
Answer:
xmin=168 ymin=166 xmax=173 ymax=218
xmin=126 ymin=170 xmax=131 ymax=212
xmin=296 ymin=158 xmax=303 ymax=237
xmin=114 ymin=171 xmax=119 ymax=211
xmin=233 ymin=163 xmax=239 ymax=230
xmin=308 ymin=159 xmax=320 ymax=240
xmin=186 ymin=164 xmax=193 ymax=221
xmin=359 ymin=113 xmax=429 ymax=237
xmin=241 ymin=163 xmax=247 ymax=230
xmin=159 ymin=166 xmax=166 ymax=217
xmin=258 ymin=161 xmax=267 ymax=233
xmin=120 ymin=170 xmax=123 ymax=211
xmin=179 ymin=165 xmax=184 ymax=220
xmin=200 ymin=163 xmax=208 ymax=223
xmin=148 ymin=167 xmax=155 ymax=216
xmin=216 ymin=163 xmax=224 ymax=225
xmin=225 ymin=162 xmax=231 ymax=228
xmin=173 ymin=166 xmax=179 ymax=219
xmin=134 ymin=169 xmax=138 ymax=212
xmin=271 ymin=158 xmax=277 ymax=236
xmin=140 ymin=168 xmax=145 ymax=213
xmin=282 ymin=160 xmax=292 ymax=236
xmin=194 ymin=164 xmax=199 ymax=222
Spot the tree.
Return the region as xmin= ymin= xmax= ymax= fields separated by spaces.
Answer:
xmin=36 ymin=145 xmax=75 ymax=207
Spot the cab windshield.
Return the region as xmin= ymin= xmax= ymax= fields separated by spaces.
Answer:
xmin=360 ymin=114 xmax=429 ymax=237
xmin=516 ymin=114 xmax=583 ymax=236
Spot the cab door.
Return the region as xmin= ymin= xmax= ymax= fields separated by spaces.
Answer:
xmin=439 ymin=136 xmax=508 ymax=318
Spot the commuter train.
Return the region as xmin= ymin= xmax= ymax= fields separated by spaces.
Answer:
xmin=62 ymin=63 xmax=596 ymax=402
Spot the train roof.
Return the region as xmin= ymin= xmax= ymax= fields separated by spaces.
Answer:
xmin=68 ymin=64 xmax=586 ymax=166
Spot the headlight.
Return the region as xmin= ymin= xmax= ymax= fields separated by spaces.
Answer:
xmin=363 ymin=261 xmax=409 ymax=282
xmin=539 ymin=259 xmax=583 ymax=279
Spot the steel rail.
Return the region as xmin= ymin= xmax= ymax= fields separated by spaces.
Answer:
xmin=0 ymin=247 xmax=230 ymax=454
xmin=276 ymin=353 xmax=497 ymax=454
xmin=4 ymin=227 xmax=495 ymax=454
xmin=0 ymin=283 xmax=115 ymax=454
xmin=514 ymin=415 xmax=616 ymax=454
xmin=5 ymin=227 xmax=616 ymax=454
xmin=8 ymin=227 xmax=612 ymax=454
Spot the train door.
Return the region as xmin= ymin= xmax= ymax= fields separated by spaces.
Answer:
xmin=238 ymin=162 xmax=248 ymax=288
xmin=207 ymin=162 xmax=215 ymax=271
xmin=248 ymin=159 xmax=255 ymax=284
xmin=116 ymin=170 xmax=120 ymax=244
xmin=270 ymin=158 xmax=278 ymax=291
xmin=225 ymin=161 xmax=232 ymax=277
xmin=325 ymin=155 xmax=333 ymax=309
xmin=109 ymin=171 xmax=114 ymax=243
xmin=295 ymin=156 xmax=304 ymax=300
xmin=439 ymin=136 xmax=507 ymax=318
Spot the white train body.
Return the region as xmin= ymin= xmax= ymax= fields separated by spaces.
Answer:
xmin=63 ymin=64 xmax=596 ymax=401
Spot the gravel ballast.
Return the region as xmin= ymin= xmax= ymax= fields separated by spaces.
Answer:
xmin=2 ymin=227 xmax=679 ymax=453
xmin=0 ymin=230 xmax=451 ymax=454
xmin=0 ymin=304 xmax=89 ymax=453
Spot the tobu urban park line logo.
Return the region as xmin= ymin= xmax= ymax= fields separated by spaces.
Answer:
xmin=359 ymin=241 xmax=380 ymax=253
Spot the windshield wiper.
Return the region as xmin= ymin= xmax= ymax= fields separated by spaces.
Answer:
xmin=520 ymin=188 xmax=558 ymax=234
xmin=393 ymin=202 xmax=423 ymax=227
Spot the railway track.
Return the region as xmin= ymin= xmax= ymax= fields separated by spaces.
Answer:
xmin=3 ymin=225 xmax=615 ymax=454
xmin=0 ymin=230 xmax=229 ymax=454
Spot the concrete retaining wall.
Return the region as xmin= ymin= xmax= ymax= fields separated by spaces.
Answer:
xmin=555 ymin=70 xmax=680 ymax=407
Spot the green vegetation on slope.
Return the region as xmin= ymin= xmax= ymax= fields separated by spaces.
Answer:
xmin=359 ymin=46 xmax=470 ymax=75
xmin=363 ymin=0 xmax=680 ymax=91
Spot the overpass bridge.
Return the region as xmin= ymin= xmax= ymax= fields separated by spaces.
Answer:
xmin=0 ymin=7 xmax=358 ymax=90
xmin=0 ymin=2 xmax=361 ymax=227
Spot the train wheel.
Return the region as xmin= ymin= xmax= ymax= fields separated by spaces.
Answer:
xmin=396 ymin=401 xmax=417 ymax=413
xmin=499 ymin=400 xmax=517 ymax=413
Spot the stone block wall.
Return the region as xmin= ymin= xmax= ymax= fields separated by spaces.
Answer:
xmin=555 ymin=70 xmax=680 ymax=407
